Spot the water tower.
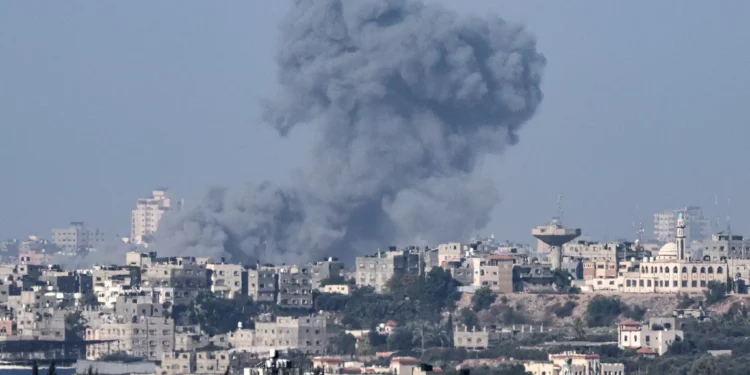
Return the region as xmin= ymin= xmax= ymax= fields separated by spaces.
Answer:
xmin=532 ymin=218 xmax=581 ymax=270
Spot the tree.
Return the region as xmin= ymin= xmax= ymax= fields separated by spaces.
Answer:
xmin=586 ymin=296 xmax=623 ymax=327
xmin=48 ymin=361 xmax=56 ymax=375
xmin=32 ymin=361 xmax=39 ymax=375
xmin=689 ymin=355 xmax=724 ymax=375
xmin=328 ymin=332 xmax=356 ymax=355
xmin=551 ymin=301 xmax=577 ymax=318
xmin=460 ymin=308 xmax=480 ymax=328
xmin=319 ymin=276 xmax=347 ymax=287
xmin=623 ymin=304 xmax=647 ymax=321
xmin=704 ymin=281 xmax=728 ymax=306
xmin=314 ymin=292 xmax=349 ymax=312
xmin=472 ymin=287 xmax=497 ymax=312
xmin=552 ymin=269 xmax=573 ymax=291
xmin=572 ymin=317 xmax=586 ymax=340
xmin=65 ymin=311 xmax=87 ymax=341
xmin=387 ymin=327 xmax=414 ymax=351
xmin=186 ymin=292 xmax=257 ymax=335
xmin=81 ymin=291 xmax=100 ymax=307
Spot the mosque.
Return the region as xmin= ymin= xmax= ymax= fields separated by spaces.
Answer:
xmin=585 ymin=213 xmax=728 ymax=294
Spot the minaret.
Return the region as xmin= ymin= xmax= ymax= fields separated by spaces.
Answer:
xmin=676 ymin=212 xmax=686 ymax=260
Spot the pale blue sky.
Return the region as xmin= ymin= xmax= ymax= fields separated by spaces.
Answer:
xmin=1 ymin=1 xmax=749 ymax=244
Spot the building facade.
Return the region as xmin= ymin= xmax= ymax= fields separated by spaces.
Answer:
xmin=654 ymin=206 xmax=709 ymax=244
xmin=355 ymin=249 xmax=421 ymax=293
xmin=52 ymin=222 xmax=105 ymax=252
xmin=131 ymin=189 xmax=180 ymax=244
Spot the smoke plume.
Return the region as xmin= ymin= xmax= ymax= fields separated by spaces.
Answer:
xmin=156 ymin=0 xmax=546 ymax=263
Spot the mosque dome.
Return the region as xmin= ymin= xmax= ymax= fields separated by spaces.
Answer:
xmin=658 ymin=242 xmax=679 ymax=259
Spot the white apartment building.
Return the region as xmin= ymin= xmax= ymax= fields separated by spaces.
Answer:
xmin=52 ymin=222 xmax=105 ymax=252
xmin=131 ymin=189 xmax=181 ymax=244
xmin=654 ymin=206 xmax=709 ymax=244
xmin=618 ymin=317 xmax=683 ymax=356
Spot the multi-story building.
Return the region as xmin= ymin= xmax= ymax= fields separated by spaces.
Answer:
xmin=309 ymin=258 xmax=344 ymax=288
xmin=85 ymin=314 xmax=174 ymax=361
xmin=584 ymin=214 xmax=728 ymax=294
xmin=130 ymin=189 xmax=181 ymax=244
xmin=563 ymin=241 xmax=619 ymax=262
xmin=174 ymin=325 xmax=209 ymax=352
xmin=206 ymin=262 xmax=245 ymax=298
xmin=161 ymin=350 xmax=231 ymax=375
xmin=654 ymin=206 xmax=709 ymax=244
xmin=469 ymin=255 xmax=515 ymax=294
xmin=247 ymin=267 xmax=276 ymax=303
xmin=52 ymin=222 xmax=106 ymax=252
xmin=15 ymin=308 xmax=66 ymax=341
xmin=618 ymin=317 xmax=683 ymax=355
xmin=696 ymin=230 xmax=750 ymax=261
xmin=254 ymin=316 xmax=327 ymax=354
xmin=355 ymin=248 xmax=421 ymax=293
xmin=276 ymin=265 xmax=313 ymax=309
xmin=140 ymin=256 xmax=206 ymax=305
xmin=525 ymin=352 xmax=625 ymax=375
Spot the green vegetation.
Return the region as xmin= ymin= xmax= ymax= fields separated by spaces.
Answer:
xmin=549 ymin=300 xmax=577 ymax=318
xmin=64 ymin=311 xmax=87 ymax=341
xmin=182 ymin=292 xmax=257 ymax=335
xmin=472 ymin=287 xmax=497 ymax=312
xmin=586 ymin=296 xmax=623 ymax=327
xmin=703 ymin=281 xmax=727 ymax=306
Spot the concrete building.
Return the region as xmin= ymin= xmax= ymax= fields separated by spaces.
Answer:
xmin=470 ymin=255 xmax=515 ymax=294
xmin=654 ymin=206 xmax=709 ymax=244
xmin=276 ymin=265 xmax=313 ymax=309
xmin=86 ymin=315 xmax=174 ymax=361
xmin=15 ymin=308 xmax=66 ymax=341
xmin=584 ymin=213 xmax=728 ymax=294
xmin=696 ymin=229 xmax=750 ymax=261
xmin=247 ymin=267 xmax=277 ymax=303
xmin=563 ymin=241 xmax=620 ymax=262
xmin=131 ymin=189 xmax=181 ymax=244
xmin=525 ymin=352 xmax=625 ymax=375
xmin=52 ymin=222 xmax=105 ymax=252
xmin=254 ymin=316 xmax=327 ymax=354
xmin=618 ymin=317 xmax=684 ymax=355
xmin=140 ymin=256 xmax=206 ymax=305
xmin=309 ymin=258 xmax=344 ymax=288
xmin=206 ymin=262 xmax=245 ymax=298
xmin=321 ymin=284 xmax=351 ymax=295
xmin=355 ymin=249 xmax=421 ymax=293
xmin=453 ymin=325 xmax=512 ymax=350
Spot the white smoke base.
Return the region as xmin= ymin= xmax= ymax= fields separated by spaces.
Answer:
xmin=152 ymin=0 xmax=546 ymax=264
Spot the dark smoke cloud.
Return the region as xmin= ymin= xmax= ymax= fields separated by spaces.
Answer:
xmin=156 ymin=0 xmax=546 ymax=264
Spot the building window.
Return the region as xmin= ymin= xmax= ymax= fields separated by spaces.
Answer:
xmin=718 ymin=267 xmax=723 ymax=274
xmin=708 ymin=267 xmax=714 ymax=274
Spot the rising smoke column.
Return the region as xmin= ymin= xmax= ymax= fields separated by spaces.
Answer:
xmin=156 ymin=0 xmax=546 ymax=263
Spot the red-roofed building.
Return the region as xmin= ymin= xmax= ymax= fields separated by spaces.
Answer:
xmin=525 ymin=352 xmax=625 ymax=375
xmin=617 ymin=317 xmax=683 ymax=356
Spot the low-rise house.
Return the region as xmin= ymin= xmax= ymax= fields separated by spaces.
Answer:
xmin=524 ymin=352 xmax=625 ymax=375
xmin=617 ymin=317 xmax=683 ymax=356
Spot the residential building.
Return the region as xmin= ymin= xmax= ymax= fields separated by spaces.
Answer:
xmin=206 ymin=262 xmax=245 ymax=298
xmin=321 ymin=284 xmax=351 ymax=295
xmin=247 ymin=267 xmax=277 ymax=303
xmin=52 ymin=222 xmax=105 ymax=252
xmin=470 ymin=255 xmax=515 ymax=294
xmin=355 ymin=248 xmax=421 ymax=293
xmin=140 ymin=256 xmax=206 ymax=305
xmin=563 ymin=241 xmax=619 ymax=262
xmin=618 ymin=317 xmax=684 ymax=355
xmin=524 ymin=352 xmax=625 ymax=375
xmin=15 ymin=308 xmax=66 ymax=341
xmin=654 ymin=206 xmax=709 ymax=244
xmin=254 ymin=316 xmax=327 ymax=354
xmin=453 ymin=325 xmax=512 ymax=350
xmin=276 ymin=265 xmax=313 ymax=309
xmin=696 ymin=230 xmax=750 ymax=261
xmin=131 ymin=189 xmax=181 ymax=244
xmin=310 ymin=258 xmax=344 ymax=288
xmin=86 ymin=314 xmax=174 ymax=361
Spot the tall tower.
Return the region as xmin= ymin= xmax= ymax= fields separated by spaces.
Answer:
xmin=676 ymin=212 xmax=686 ymax=260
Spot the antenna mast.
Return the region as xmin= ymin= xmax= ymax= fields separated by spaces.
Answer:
xmin=557 ymin=193 xmax=564 ymax=224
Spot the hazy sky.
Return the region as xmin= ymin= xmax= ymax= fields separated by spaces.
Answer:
xmin=2 ymin=1 xmax=749 ymax=244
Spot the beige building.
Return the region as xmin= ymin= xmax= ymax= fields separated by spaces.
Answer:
xmin=206 ymin=262 xmax=244 ymax=298
xmin=131 ymin=189 xmax=180 ymax=244
xmin=453 ymin=325 xmax=512 ymax=350
xmin=254 ymin=316 xmax=327 ymax=354
xmin=14 ymin=308 xmax=66 ymax=341
xmin=322 ymin=284 xmax=351 ymax=295
xmin=470 ymin=255 xmax=515 ymax=294
xmin=52 ymin=222 xmax=105 ymax=252
xmin=86 ymin=315 xmax=174 ymax=361
xmin=140 ymin=256 xmax=206 ymax=305
xmin=525 ymin=352 xmax=624 ymax=375
xmin=618 ymin=317 xmax=683 ymax=356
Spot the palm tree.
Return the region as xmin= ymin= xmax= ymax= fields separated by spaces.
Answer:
xmin=47 ymin=361 xmax=56 ymax=375
xmin=32 ymin=361 xmax=39 ymax=375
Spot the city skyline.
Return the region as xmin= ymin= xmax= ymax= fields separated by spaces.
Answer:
xmin=2 ymin=1 xmax=749 ymax=247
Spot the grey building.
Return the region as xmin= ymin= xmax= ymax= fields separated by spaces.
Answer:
xmin=309 ymin=258 xmax=344 ymax=288
xmin=653 ymin=206 xmax=709 ymax=244
xmin=276 ymin=265 xmax=313 ymax=309
xmin=247 ymin=266 xmax=277 ymax=303
xmin=52 ymin=222 xmax=106 ymax=252
xmin=355 ymin=247 xmax=422 ymax=293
